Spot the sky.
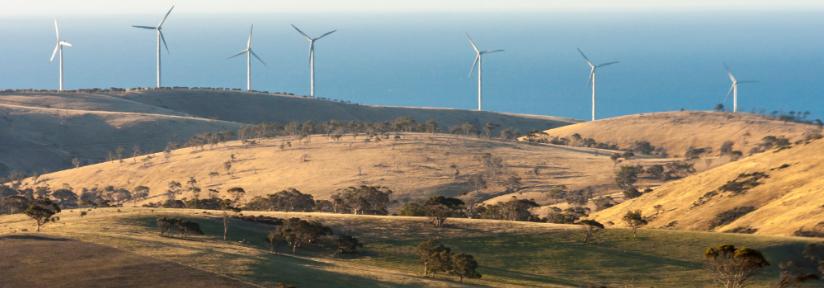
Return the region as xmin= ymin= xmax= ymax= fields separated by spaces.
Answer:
xmin=4 ymin=0 xmax=824 ymax=16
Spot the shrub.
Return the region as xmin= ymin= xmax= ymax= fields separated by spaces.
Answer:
xmin=157 ymin=217 xmax=204 ymax=237
xmin=709 ymin=206 xmax=756 ymax=229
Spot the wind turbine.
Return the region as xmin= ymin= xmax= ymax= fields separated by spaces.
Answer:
xmin=291 ymin=24 xmax=336 ymax=97
xmin=577 ymin=48 xmax=619 ymax=121
xmin=132 ymin=5 xmax=174 ymax=88
xmin=466 ymin=33 xmax=503 ymax=111
xmin=228 ymin=25 xmax=266 ymax=91
xmin=50 ymin=19 xmax=72 ymax=92
xmin=724 ymin=64 xmax=758 ymax=113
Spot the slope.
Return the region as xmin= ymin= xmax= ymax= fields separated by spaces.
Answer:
xmin=28 ymin=133 xmax=618 ymax=207
xmin=531 ymin=111 xmax=819 ymax=157
xmin=0 ymin=89 xmax=575 ymax=176
xmin=593 ymin=137 xmax=824 ymax=237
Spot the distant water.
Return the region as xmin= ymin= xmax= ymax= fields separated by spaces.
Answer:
xmin=1 ymin=11 xmax=823 ymax=121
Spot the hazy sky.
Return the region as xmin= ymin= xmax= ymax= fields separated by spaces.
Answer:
xmin=5 ymin=0 xmax=824 ymax=16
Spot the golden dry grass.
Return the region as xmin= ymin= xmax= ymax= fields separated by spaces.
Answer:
xmin=0 ymin=89 xmax=574 ymax=175
xmin=29 ymin=133 xmax=622 ymax=207
xmin=533 ymin=111 xmax=819 ymax=157
xmin=594 ymin=137 xmax=824 ymax=237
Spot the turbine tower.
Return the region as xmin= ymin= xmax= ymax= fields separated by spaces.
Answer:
xmin=291 ymin=24 xmax=336 ymax=97
xmin=577 ymin=48 xmax=619 ymax=121
xmin=228 ymin=25 xmax=266 ymax=91
xmin=724 ymin=64 xmax=758 ymax=113
xmin=132 ymin=5 xmax=174 ymax=88
xmin=50 ymin=19 xmax=72 ymax=92
xmin=466 ymin=33 xmax=503 ymax=111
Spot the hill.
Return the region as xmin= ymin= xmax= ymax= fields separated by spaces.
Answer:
xmin=528 ymin=111 xmax=820 ymax=158
xmin=0 ymin=207 xmax=814 ymax=287
xmin=26 ymin=133 xmax=620 ymax=207
xmin=0 ymin=89 xmax=575 ymax=176
xmin=593 ymin=137 xmax=824 ymax=237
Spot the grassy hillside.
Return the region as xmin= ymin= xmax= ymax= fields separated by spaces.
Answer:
xmin=0 ymin=90 xmax=575 ymax=176
xmin=28 ymin=133 xmax=622 ymax=207
xmin=593 ymin=137 xmax=824 ymax=237
xmin=0 ymin=102 xmax=240 ymax=177
xmin=0 ymin=208 xmax=816 ymax=287
xmin=531 ymin=111 xmax=819 ymax=157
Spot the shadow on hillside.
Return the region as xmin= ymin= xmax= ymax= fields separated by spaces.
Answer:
xmin=0 ymin=234 xmax=70 ymax=241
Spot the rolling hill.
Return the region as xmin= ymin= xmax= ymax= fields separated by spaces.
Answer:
xmin=26 ymin=133 xmax=621 ymax=207
xmin=0 ymin=89 xmax=575 ymax=177
xmin=0 ymin=207 xmax=814 ymax=287
xmin=529 ymin=111 xmax=820 ymax=158
xmin=593 ymin=136 xmax=824 ymax=237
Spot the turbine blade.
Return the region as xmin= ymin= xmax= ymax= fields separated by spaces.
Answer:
xmin=724 ymin=63 xmax=737 ymax=82
xmin=586 ymin=71 xmax=594 ymax=87
xmin=291 ymin=24 xmax=311 ymax=40
xmin=247 ymin=25 xmax=254 ymax=49
xmin=485 ymin=49 xmax=504 ymax=54
xmin=132 ymin=25 xmax=157 ymax=30
xmin=597 ymin=61 xmax=620 ymax=68
xmin=723 ymin=83 xmax=734 ymax=103
xmin=468 ymin=55 xmax=479 ymax=78
xmin=158 ymin=5 xmax=175 ymax=28
xmin=227 ymin=50 xmax=246 ymax=59
xmin=159 ymin=31 xmax=169 ymax=53
xmin=315 ymin=29 xmax=337 ymax=40
xmin=250 ymin=49 xmax=266 ymax=66
xmin=53 ymin=19 xmax=60 ymax=41
xmin=50 ymin=44 xmax=59 ymax=62
xmin=577 ymin=48 xmax=592 ymax=62
xmin=60 ymin=41 xmax=73 ymax=47
xmin=465 ymin=33 xmax=480 ymax=53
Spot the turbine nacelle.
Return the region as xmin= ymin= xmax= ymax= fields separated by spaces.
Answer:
xmin=132 ymin=5 xmax=174 ymax=53
xmin=466 ymin=33 xmax=503 ymax=78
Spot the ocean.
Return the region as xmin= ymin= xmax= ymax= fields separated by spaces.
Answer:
xmin=1 ymin=11 xmax=822 ymax=121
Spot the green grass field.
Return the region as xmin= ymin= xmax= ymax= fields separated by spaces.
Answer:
xmin=1 ymin=208 xmax=819 ymax=287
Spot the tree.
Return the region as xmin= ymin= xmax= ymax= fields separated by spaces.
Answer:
xmin=25 ymin=198 xmax=61 ymax=232
xmin=646 ymin=165 xmax=665 ymax=180
xmin=336 ymin=234 xmax=364 ymax=255
xmin=275 ymin=218 xmax=332 ymax=254
xmin=331 ymin=185 xmax=392 ymax=215
xmin=245 ymin=188 xmax=314 ymax=212
xmin=222 ymin=187 xmax=246 ymax=241
xmin=615 ymin=165 xmax=641 ymax=189
xmin=451 ymin=253 xmax=481 ymax=282
xmin=714 ymin=103 xmax=725 ymax=112
xmin=166 ymin=181 xmax=182 ymax=202
xmin=51 ymin=188 xmax=78 ymax=208
xmin=622 ymin=210 xmax=647 ymax=239
xmin=187 ymin=177 xmax=201 ymax=205
xmin=267 ymin=229 xmax=285 ymax=254
xmin=417 ymin=240 xmax=452 ymax=277
xmin=482 ymin=122 xmax=499 ymax=138
xmin=704 ymin=245 xmax=769 ymax=288
xmin=132 ymin=186 xmax=150 ymax=207
xmin=422 ymin=196 xmax=465 ymax=227
xmin=580 ymin=219 xmax=605 ymax=243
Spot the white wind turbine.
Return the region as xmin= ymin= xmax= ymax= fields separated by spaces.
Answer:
xmin=291 ymin=24 xmax=336 ymax=97
xmin=228 ymin=25 xmax=266 ymax=91
xmin=466 ymin=33 xmax=503 ymax=111
xmin=50 ymin=19 xmax=72 ymax=92
xmin=577 ymin=48 xmax=619 ymax=121
xmin=724 ymin=64 xmax=758 ymax=113
xmin=132 ymin=5 xmax=174 ymax=88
